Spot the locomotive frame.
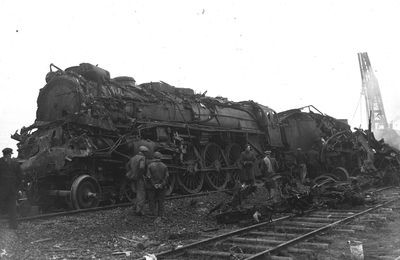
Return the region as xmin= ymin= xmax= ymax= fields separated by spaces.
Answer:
xmin=14 ymin=63 xmax=398 ymax=212
xmin=14 ymin=63 xmax=282 ymax=211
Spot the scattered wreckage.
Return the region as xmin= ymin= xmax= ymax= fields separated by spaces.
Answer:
xmin=210 ymin=107 xmax=400 ymax=224
xmin=11 ymin=63 xmax=400 ymax=215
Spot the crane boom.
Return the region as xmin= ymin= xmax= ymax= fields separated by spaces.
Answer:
xmin=357 ymin=52 xmax=388 ymax=131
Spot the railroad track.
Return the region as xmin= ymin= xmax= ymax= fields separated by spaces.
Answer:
xmin=16 ymin=188 xmax=233 ymax=222
xmin=145 ymin=187 xmax=400 ymax=260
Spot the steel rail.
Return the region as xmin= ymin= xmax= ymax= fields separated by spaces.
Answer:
xmin=151 ymin=215 xmax=294 ymax=259
xmin=147 ymin=186 xmax=399 ymax=260
xmin=246 ymin=192 xmax=400 ymax=259
xmin=18 ymin=188 xmax=233 ymax=222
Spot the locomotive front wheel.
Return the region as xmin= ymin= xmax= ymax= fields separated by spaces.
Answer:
xmin=203 ymin=143 xmax=229 ymax=190
xmin=70 ymin=175 xmax=101 ymax=209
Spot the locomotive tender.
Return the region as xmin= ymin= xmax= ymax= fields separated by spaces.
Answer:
xmin=14 ymin=63 xmax=284 ymax=210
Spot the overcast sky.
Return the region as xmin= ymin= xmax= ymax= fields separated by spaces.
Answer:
xmin=1 ymin=0 xmax=400 ymax=151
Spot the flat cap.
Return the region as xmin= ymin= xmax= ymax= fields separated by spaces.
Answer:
xmin=2 ymin=148 xmax=13 ymax=154
xmin=153 ymin=151 xmax=162 ymax=159
xmin=139 ymin=146 xmax=149 ymax=152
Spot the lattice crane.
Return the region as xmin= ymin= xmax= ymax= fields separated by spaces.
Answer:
xmin=357 ymin=52 xmax=388 ymax=131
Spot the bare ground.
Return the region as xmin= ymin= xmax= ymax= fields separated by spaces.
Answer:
xmin=1 ymin=187 xmax=400 ymax=260
xmin=0 ymin=191 xmax=238 ymax=260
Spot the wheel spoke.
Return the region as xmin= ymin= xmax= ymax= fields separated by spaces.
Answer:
xmin=203 ymin=143 xmax=229 ymax=190
xmin=177 ymin=169 xmax=204 ymax=194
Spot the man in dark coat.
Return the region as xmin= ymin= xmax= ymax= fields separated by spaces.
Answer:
xmin=239 ymin=145 xmax=257 ymax=185
xmin=126 ymin=145 xmax=149 ymax=216
xmin=146 ymin=152 xmax=169 ymax=217
xmin=0 ymin=148 xmax=22 ymax=229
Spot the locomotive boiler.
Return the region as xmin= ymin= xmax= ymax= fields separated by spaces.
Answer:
xmin=14 ymin=63 xmax=283 ymax=210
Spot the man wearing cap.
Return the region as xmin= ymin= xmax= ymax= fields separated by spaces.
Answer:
xmin=146 ymin=151 xmax=169 ymax=217
xmin=262 ymin=150 xmax=278 ymax=201
xmin=263 ymin=151 xmax=274 ymax=176
xmin=0 ymin=148 xmax=22 ymax=229
xmin=126 ymin=145 xmax=149 ymax=216
xmin=238 ymin=145 xmax=257 ymax=185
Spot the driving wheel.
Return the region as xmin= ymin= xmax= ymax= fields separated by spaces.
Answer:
xmin=202 ymin=142 xmax=229 ymax=190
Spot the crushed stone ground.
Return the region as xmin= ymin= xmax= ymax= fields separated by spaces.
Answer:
xmin=315 ymin=200 xmax=400 ymax=260
xmin=0 ymin=191 xmax=239 ymax=259
xmin=1 ymin=187 xmax=400 ymax=259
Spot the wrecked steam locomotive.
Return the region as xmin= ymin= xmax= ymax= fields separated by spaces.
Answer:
xmin=278 ymin=106 xmax=400 ymax=184
xmin=13 ymin=63 xmax=285 ymax=210
xmin=13 ymin=63 xmax=399 ymax=212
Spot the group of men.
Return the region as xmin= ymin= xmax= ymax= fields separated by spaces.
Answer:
xmin=0 ymin=142 xmax=311 ymax=227
xmin=127 ymin=144 xmax=265 ymax=218
xmin=238 ymin=144 xmax=311 ymax=187
xmin=0 ymin=148 xmax=22 ymax=229
xmin=126 ymin=146 xmax=169 ymax=218
xmin=238 ymin=144 xmax=277 ymax=185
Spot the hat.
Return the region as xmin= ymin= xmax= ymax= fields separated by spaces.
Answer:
xmin=139 ymin=146 xmax=149 ymax=152
xmin=2 ymin=148 xmax=13 ymax=155
xmin=153 ymin=151 xmax=162 ymax=159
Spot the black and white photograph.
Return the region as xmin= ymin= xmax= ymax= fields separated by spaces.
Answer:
xmin=1 ymin=0 xmax=400 ymax=259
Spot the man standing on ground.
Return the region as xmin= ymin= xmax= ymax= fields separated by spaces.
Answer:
xmin=0 ymin=148 xmax=22 ymax=229
xmin=146 ymin=152 xmax=169 ymax=218
xmin=262 ymin=150 xmax=277 ymax=200
xmin=126 ymin=145 xmax=149 ymax=216
xmin=239 ymin=145 xmax=257 ymax=185
xmin=262 ymin=151 xmax=274 ymax=176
